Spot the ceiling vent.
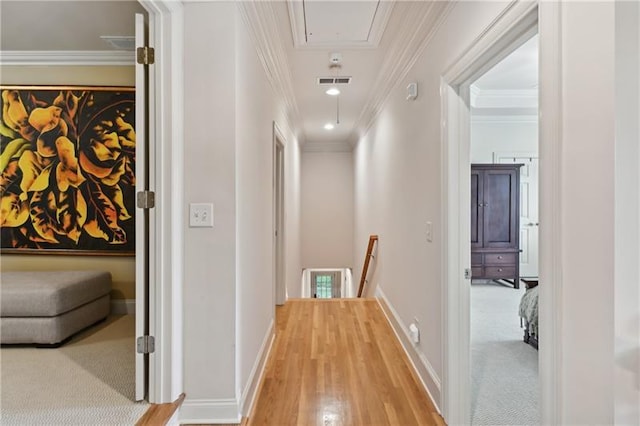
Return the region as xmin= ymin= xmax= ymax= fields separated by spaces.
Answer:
xmin=317 ymin=77 xmax=352 ymax=85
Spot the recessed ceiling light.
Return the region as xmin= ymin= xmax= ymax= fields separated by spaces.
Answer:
xmin=325 ymin=87 xmax=340 ymax=96
xmin=324 ymin=123 xmax=335 ymax=130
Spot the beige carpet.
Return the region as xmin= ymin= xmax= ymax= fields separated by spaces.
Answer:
xmin=1 ymin=315 xmax=149 ymax=425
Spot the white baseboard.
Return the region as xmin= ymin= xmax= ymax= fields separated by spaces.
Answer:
xmin=375 ymin=287 xmax=442 ymax=414
xmin=239 ymin=319 xmax=275 ymax=416
xmin=179 ymin=398 xmax=240 ymax=424
xmin=110 ymin=299 xmax=135 ymax=315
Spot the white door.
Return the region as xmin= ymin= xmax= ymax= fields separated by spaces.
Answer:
xmin=496 ymin=154 xmax=539 ymax=277
xmin=134 ymin=12 xmax=148 ymax=402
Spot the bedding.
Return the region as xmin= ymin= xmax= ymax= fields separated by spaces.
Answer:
xmin=519 ymin=286 xmax=539 ymax=338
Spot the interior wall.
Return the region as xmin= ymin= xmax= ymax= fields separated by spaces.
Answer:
xmin=470 ymin=118 xmax=538 ymax=163
xmin=182 ymin=1 xmax=237 ymax=404
xmin=301 ymin=151 xmax=354 ymax=269
xmin=354 ymin=1 xmax=624 ymax=422
xmin=180 ymin=1 xmax=303 ymax=418
xmin=353 ymin=1 xmax=512 ymax=406
xmin=0 ymin=65 xmax=136 ymax=300
xmin=557 ymin=2 xmax=615 ymax=422
xmin=235 ymin=4 xmax=301 ymax=411
xmin=614 ymin=1 xmax=640 ymax=423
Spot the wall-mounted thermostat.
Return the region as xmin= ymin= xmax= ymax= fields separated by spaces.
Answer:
xmin=407 ymin=82 xmax=418 ymax=101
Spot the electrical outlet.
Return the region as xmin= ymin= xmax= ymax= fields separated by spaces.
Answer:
xmin=426 ymin=221 xmax=433 ymax=242
xmin=189 ymin=203 xmax=214 ymax=227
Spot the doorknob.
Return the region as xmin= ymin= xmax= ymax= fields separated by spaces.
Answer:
xmin=525 ymin=222 xmax=539 ymax=227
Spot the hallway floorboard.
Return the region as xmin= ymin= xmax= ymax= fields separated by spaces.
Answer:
xmin=248 ymin=299 xmax=444 ymax=426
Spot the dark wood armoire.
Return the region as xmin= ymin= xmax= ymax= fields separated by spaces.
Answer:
xmin=471 ymin=164 xmax=522 ymax=288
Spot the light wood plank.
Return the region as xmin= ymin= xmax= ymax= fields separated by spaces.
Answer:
xmin=136 ymin=393 xmax=185 ymax=426
xmin=246 ymin=299 xmax=445 ymax=425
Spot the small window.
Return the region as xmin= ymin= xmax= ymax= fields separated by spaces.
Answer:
xmin=310 ymin=271 xmax=341 ymax=298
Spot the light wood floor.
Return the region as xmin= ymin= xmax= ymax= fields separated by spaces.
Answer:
xmin=247 ymin=299 xmax=444 ymax=426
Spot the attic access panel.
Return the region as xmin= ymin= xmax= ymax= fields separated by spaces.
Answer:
xmin=288 ymin=0 xmax=394 ymax=48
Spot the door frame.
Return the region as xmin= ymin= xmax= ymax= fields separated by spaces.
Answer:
xmin=440 ymin=1 xmax=562 ymax=424
xmin=273 ymin=122 xmax=286 ymax=306
xmin=138 ymin=0 xmax=184 ymax=404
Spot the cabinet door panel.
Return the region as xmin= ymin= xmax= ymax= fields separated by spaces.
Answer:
xmin=470 ymin=170 xmax=483 ymax=249
xmin=483 ymin=169 xmax=518 ymax=248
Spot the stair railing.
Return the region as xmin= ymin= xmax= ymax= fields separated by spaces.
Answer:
xmin=357 ymin=235 xmax=378 ymax=297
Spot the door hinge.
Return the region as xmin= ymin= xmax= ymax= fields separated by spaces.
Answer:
xmin=464 ymin=268 xmax=472 ymax=280
xmin=137 ymin=335 xmax=155 ymax=354
xmin=136 ymin=46 xmax=155 ymax=65
xmin=137 ymin=191 xmax=155 ymax=209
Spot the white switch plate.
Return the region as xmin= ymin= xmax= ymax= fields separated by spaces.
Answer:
xmin=190 ymin=203 xmax=214 ymax=227
xmin=426 ymin=221 xmax=433 ymax=242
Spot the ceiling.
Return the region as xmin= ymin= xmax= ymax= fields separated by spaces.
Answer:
xmin=0 ymin=1 xmax=144 ymax=51
xmin=471 ymin=35 xmax=539 ymax=116
xmin=0 ymin=1 xmax=537 ymax=149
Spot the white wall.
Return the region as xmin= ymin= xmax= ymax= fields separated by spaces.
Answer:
xmin=470 ymin=118 xmax=538 ymax=163
xmin=235 ymin=5 xmax=301 ymax=415
xmin=353 ymin=1 xmax=513 ymax=406
xmin=301 ymin=151 xmax=354 ymax=269
xmin=182 ymin=2 xmax=237 ymax=407
xmin=180 ymin=2 xmax=302 ymax=421
xmin=614 ymin=1 xmax=640 ymax=424
xmin=556 ymin=3 xmax=615 ymax=422
xmin=354 ymin=1 xmax=630 ymax=423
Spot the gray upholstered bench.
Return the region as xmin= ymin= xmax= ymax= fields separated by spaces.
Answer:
xmin=1 ymin=271 xmax=111 ymax=346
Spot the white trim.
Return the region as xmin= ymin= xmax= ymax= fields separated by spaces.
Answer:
xmin=492 ymin=151 xmax=539 ymax=163
xmin=538 ymin=2 xmax=563 ymax=424
xmin=237 ymin=2 xmax=302 ymax=141
xmin=440 ymin=2 xmax=551 ymax=425
xmin=179 ymin=398 xmax=241 ymax=424
xmin=471 ymin=114 xmax=538 ymax=124
xmin=239 ymin=320 xmax=275 ymax=417
xmin=0 ymin=50 xmax=134 ymax=66
xmin=351 ymin=1 xmax=454 ymax=145
xmin=376 ymin=287 xmax=442 ymax=414
xmin=138 ymin=0 xmax=185 ymax=404
xmin=273 ymin=122 xmax=287 ymax=306
xmin=301 ymin=141 xmax=353 ymax=153
xmin=111 ymin=299 xmax=136 ymax=315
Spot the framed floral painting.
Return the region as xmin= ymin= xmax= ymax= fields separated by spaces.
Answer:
xmin=0 ymin=86 xmax=136 ymax=255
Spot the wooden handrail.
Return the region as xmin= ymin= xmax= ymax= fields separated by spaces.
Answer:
xmin=357 ymin=235 xmax=379 ymax=297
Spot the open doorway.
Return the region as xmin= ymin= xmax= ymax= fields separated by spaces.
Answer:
xmin=274 ymin=123 xmax=286 ymax=306
xmin=469 ymin=34 xmax=540 ymax=425
xmin=301 ymin=268 xmax=355 ymax=298
xmin=0 ymin=1 xmax=152 ymax=422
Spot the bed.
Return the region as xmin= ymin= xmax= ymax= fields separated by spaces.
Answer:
xmin=519 ymin=281 xmax=539 ymax=350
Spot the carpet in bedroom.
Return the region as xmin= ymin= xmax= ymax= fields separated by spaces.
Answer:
xmin=471 ymin=281 xmax=540 ymax=425
xmin=0 ymin=315 xmax=148 ymax=425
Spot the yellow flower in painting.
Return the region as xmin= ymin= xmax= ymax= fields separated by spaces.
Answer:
xmin=0 ymin=88 xmax=136 ymax=250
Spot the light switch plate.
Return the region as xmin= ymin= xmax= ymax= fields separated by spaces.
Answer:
xmin=190 ymin=203 xmax=214 ymax=227
xmin=426 ymin=221 xmax=433 ymax=242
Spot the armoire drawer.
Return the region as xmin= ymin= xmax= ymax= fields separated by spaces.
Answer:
xmin=484 ymin=253 xmax=516 ymax=265
xmin=484 ymin=266 xmax=516 ymax=278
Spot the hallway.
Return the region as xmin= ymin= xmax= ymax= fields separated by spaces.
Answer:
xmin=247 ymin=299 xmax=443 ymax=425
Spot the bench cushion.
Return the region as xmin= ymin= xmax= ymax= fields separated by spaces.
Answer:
xmin=1 ymin=271 xmax=112 ymax=317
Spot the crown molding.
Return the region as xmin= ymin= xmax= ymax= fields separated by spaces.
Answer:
xmin=350 ymin=1 xmax=455 ymax=145
xmin=470 ymin=113 xmax=538 ymax=124
xmin=471 ymin=87 xmax=538 ymax=108
xmin=237 ymin=2 xmax=303 ymax=142
xmin=0 ymin=50 xmax=135 ymax=66
xmin=301 ymin=141 xmax=353 ymax=153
